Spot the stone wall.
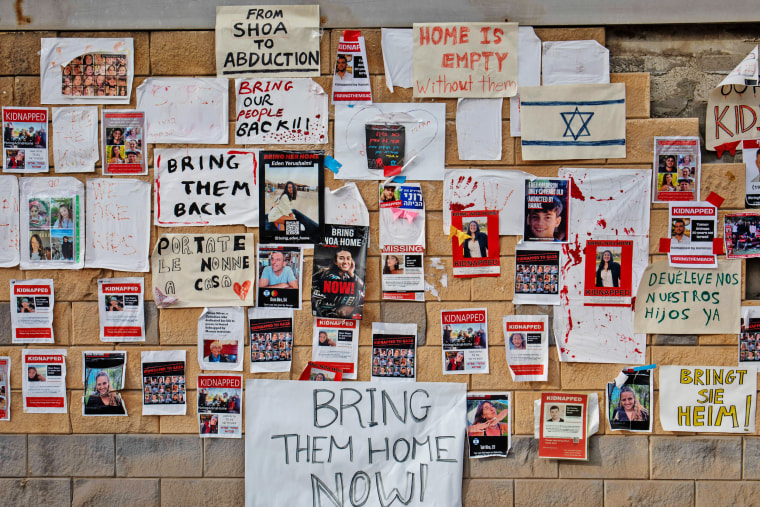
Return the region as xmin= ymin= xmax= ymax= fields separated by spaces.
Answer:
xmin=0 ymin=26 xmax=754 ymax=506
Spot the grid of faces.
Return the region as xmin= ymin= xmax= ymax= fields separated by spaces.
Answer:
xmin=251 ymin=332 xmax=293 ymax=362
xmin=143 ymin=375 xmax=186 ymax=404
xmin=372 ymin=347 xmax=415 ymax=378
xmin=514 ymin=263 xmax=559 ymax=294
xmin=28 ymin=197 xmax=76 ymax=262
xmin=62 ymin=53 xmax=129 ymax=97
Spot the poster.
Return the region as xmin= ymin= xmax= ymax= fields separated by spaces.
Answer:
xmin=659 ymin=366 xmax=756 ymax=433
xmin=82 ymin=351 xmax=127 ymax=416
xmin=634 ymin=260 xmax=741 ymax=335
xmin=52 ymin=107 xmax=99 ymax=173
xmin=366 ymin=123 xmax=405 ymax=173
xmin=3 ymin=107 xmax=49 ymax=173
xmin=583 ymin=239 xmax=634 ymax=306
xmin=312 ymin=318 xmax=360 ymax=380
xmin=249 ymin=308 xmax=293 ymax=373
xmin=520 ymin=83 xmax=626 ymax=160
xmin=412 ymin=22 xmax=518 ymax=98
xmin=371 ymin=322 xmax=417 ymax=380
xmin=724 ymin=212 xmax=760 ymax=259
xmin=442 ymin=308 xmax=489 ymax=374
xmin=513 ymin=245 xmax=561 ymax=305
xmin=259 ymin=150 xmax=324 ymax=244
xmin=141 ymin=350 xmax=186 ymax=415
xmin=311 ymin=224 xmax=369 ymax=320
xmin=244 ymin=379 xmax=466 ymax=506
xmin=503 ymin=315 xmax=549 ymax=382
xmin=22 ymin=349 xmax=67 ymax=413
xmin=332 ymin=30 xmax=372 ymax=104
xmin=298 ymin=362 xmax=344 ymax=382
xmin=380 ymin=183 xmax=425 ymax=301
xmin=443 ymin=169 xmax=529 ymax=236
xmin=101 ymin=110 xmax=146 ymax=175
xmin=198 ymin=374 xmax=243 ymax=438
xmin=0 ymin=175 xmax=19 ymax=267
xmin=197 ymin=307 xmax=244 ymax=372
xmin=451 ymin=209 xmax=500 ymax=277
xmin=154 ymin=149 xmax=258 ymax=227
xmin=136 ymin=77 xmax=229 ymax=144
xmin=524 ymin=179 xmax=569 ymax=242
xmin=539 ymin=392 xmax=588 ymax=460
xmin=215 ymin=5 xmax=320 ymax=78
xmin=668 ymin=203 xmax=718 ymax=268
xmin=235 ymin=78 xmax=327 ymax=144
xmin=20 ymin=177 xmax=84 ymax=270
xmin=85 ymin=178 xmax=151 ymax=272
xmin=740 ymin=306 xmax=760 ymax=368
xmin=467 ymin=393 xmax=510 ymax=458
xmin=607 ymin=368 xmax=651 ymax=432
xmin=40 ymin=38 xmax=134 ymax=104
xmin=151 ymin=233 xmax=256 ymax=308
xmin=98 ymin=278 xmax=145 ymax=342
xmin=653 ymin=137 xmax=700 ymax=202
xmin=744 ymin=140 xmax=760 ymax=206
xmin=0 ymin=357 xmax=9 ymax=421
xmin=256 ymin=245 xmax=303 ymax=309
xmin=10 ymin=279 xmax=54 ymax=344
xmin=335 ymin=103 xmax=446 ymax=181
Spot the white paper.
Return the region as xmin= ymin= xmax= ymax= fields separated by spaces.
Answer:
xmin=332 ymin=33 xmax=372 ymax=105
xmin=542 ymin=40 xmax=610 ymax=86
xmin=98 ymin=278 xmax=145 ymax=342
xmin=312 ymin=318 xmax=360 ymax=380
xmin=198 ymin=307 xmax=244 ymax=372
xmin=0 ymin=175 xmax=19 ymax=267
xmin=51 ymin=107 xmax=99 ymax=173
xmin=249 ymin=308 xmax=293 ymax=373
xmin=137 ymin=78 xmax=229 ymax=144
xmin=334 ymin=103 xmax=446 ymax=181
xmin=85 ymin=178 xmax=151 ymax=272
xmin=534 ymin=394 xmax=599 ymax=438
xmin=513 ymin=244 xmax=562 ymax=305
xmin=10 ymin=279 xmax=54 ymax=344
xmin=668 ymin=202 xmax=717 ymax=268
xmin=504 ymin=315 xmax=549 ymax=382
xmin=22 ymin=349 xmax=67 ymax=413
xmin=324 ymin=183 xmax=370 ymax=227
xmin=198 ymin=374 xmax=242 ymax=438
xmin=510 ymin=27 xmax=542 ymax=137
xmin=141 ymin=350 xmax=187 ymax=416
xmin=381 ymin=28 xmax=414 ymax=92
xmin=456 ymin=98 xmax=502 ymax=160
xmin=718 ymin=46 xmax=759 ymax=88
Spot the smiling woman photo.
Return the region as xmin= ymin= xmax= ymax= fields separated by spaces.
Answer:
xmin=611 ymin=385 xmax=649 ymax=425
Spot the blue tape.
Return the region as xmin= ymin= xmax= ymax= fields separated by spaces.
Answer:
xmin=629 ymin=364 xmax=656 ymax=372
xmin=324 ymin=156 xmax=342 ymax=174
xmin=392 ymin=176 xmax=406 ymax=183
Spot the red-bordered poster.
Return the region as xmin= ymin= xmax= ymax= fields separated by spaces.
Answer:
xmin=539 ymin=392 xmax=588 ymax=460
xmin=583 ymin=239 xmax=634 ymax=306
xmin=452 ymin=210 xmax=500 ymax=278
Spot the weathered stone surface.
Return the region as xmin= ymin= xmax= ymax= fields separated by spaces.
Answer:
xmin=204 ymin=438 xmax=245 ymax=478
xmin=24 ymin=269 xmax=109 ymax=301
xmin=161 ymin=478 xmax=245 ymax=506
xmin=696 ymin=481 xmax=760 ymax=506
xmin=29 ymin=434 xmax=115 ymax=477
xmin=0 ymin=435 xmax=27 ymax=477
xmin=0 ymin=304 xmax=11 ymax=345
xmin=515 ymin=479 xmax=603 ymax=506
xmin=702 ymin=163 xmax=744 ymax=209
xmin=116 ymin=435 xmax=202 ymax=477
xmin=463 ymin=479 xmax=513 ymax=506
xmin=144 ymin=302 xmax=159 ymax=345
xmin=0 ymin=77 xmax=13 ymax=106
xmin=604 ymin=480 xmax=694 ymax=507
xmin=150 ymin=31 xmax=216 ymax=75
xmin=423 ymin=256 xmax=471 ymax=303
xmin=468 ymin=435 xmax=558 ymax=479
xmin=70 ymin=391 xmax=160 ymax=434
xmin=559 ymin=436 xmax=648 ymax=479
xmin=742 ymin=437 xmax=760 ymax=479
xmin=652 ymin=334 xmax=698 ymax=345
xmin=611 ymin=72 xmax=651 ymax=119
xmin=0 ymin=478 xmax=70 ymax=506
xmin=381 ymin=302 xmax=427 ymax=345
xmin=651 ymin=436 xmax=741 ymax=479
xmin=0 ymin=32 xmax=56 ymax=75
xmin=71 ymin=302 xmax=100 ymax=345
xmin=159 ymin=307 xmax=203 ymax=345
xmin=73 ymin=478 xmax=159 ymax=507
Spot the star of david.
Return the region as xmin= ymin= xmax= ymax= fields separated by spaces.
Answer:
xmin=560 ymin=107 xmax=594 ymax=141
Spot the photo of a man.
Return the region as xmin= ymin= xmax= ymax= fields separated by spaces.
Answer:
xmin=671 ymin=218 xmax=690 ymax=246
xmin=547 ymin=405 xmax=564 ymax=423
xmin=203 ymin=341 xmax=232 ymax=363
xmin=259 ymin=251 xmax=298 ymax=289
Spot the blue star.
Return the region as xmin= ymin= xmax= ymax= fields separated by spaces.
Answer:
xmin=560 ymin=107 xmax=594 ymax=141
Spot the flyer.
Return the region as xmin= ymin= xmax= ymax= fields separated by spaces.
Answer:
xmin=22 ymin=349 xmax=67 ymax=414
xmin=744 ymin=140 xmax=760 ymax=207
xmin=256 ymin=244 xmax=303 ymax=309
xmin=259 ymin=150 xmax=324 ymax=244
xmin=141 ymin=350 xmax=186 ymax=415
xmin=583 ymin=239 xmax=635 ymax=306
xmin=371 ymin=322 xmax=417 ymax=381
xmin=82 ymin=351 xmax=127 ymax=416
xmin=10 ymin=279 xmax=54 ymax=344
xmin=724 ymin=212 xmax=760 ymax=259
xmin=52 ymin=107 xmax=99 ymax=173
xmin=606 ymin=368 xmax=652 ymax=432
xmin=197 ymin=307 xmax=245 ymax=372
xmin=653 ymin=136 xmax=700 ymax=203
xmin=312 ymin=318 xmax=360 ymax=380
xmin=466 ymin=393 xmax=511 ymax=458
xmin=298 ymin=361 xmax=344 ymax=382
xmin=503 ymin=315 xmax=549 ymax=382
xmin=442 ymin=308 xmax=489 ymax=375
xmin=332 ymin=30 xmax=372 ymax=104
xmin=0 ymin=357 xmax=10 ymax=421
xmin=524 ymin=178 xmax=569 ymax=242
xmin=3 ymin=107 xmax=49 ymax=173
xmin=451 ymin=210 xmax=500 ymax=278
xmin=740 ymin=306 xmax=760 ymax=369
xmin=366 ymin=124 xmax=405 ymax=174
xmin=539 ymin=392 xmax=588 ymax=460
xmin=101 ymin=110 xmax=146 ymax=175
xmin=311 ymin=224 xmax=369 ymax=320
xmin=379 ymin=183 xmax=425 ymax=301
xmin=513 ymin=245 xmax=561 ymax=305
xmin=0 ymin=175 xmax=19 ymax=268
xmin=98 ymin=278 xmax=145 ymax=342
xmin=197 ymin=374 xmax=243 ymax=439
xmin=249 ymin=308 xmax=293 ymax=373
xmin=668 ymin=203 xmax=718 ymax=268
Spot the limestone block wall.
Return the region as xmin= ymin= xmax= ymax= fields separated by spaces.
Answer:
xmin=0 ymin=26 xmax=755 ymax=506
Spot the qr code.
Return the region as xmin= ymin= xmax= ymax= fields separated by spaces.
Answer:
xmin=285 ymin=221 xmax=299 ymax=236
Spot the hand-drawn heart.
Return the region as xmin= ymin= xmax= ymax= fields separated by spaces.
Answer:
xmin=233 ymin=281 xmax=251 ymax=301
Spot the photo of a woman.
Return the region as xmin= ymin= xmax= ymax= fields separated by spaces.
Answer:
xmin=313 ymin=248 xmax=365 ymax=318
xmin=29 ymin=234 xmax=47 ymax=261
xmin=85 ymin=371 xmax=126 ymax=415
xmin=28 ymin=366 xmax=45 ymax=382
xmin=595 ymin=249 xmax=621 ymax=288
xmin=383 ymin=255 xmax=404 ymax=275
xmin=509 ymin=333 xmax=527 ymax=350
xmin=53 ymin=202 xmax=73 ymax=229
xmin=268 ymin=181 xmax=298 ymax=231
xmin=467 ymin=400 xmax=509 ymax=436
xmin=611 ymin=385 xmax=649 ymax=425
xmin=463 ymin=220 xmax=488 ymax=258
xmin=659 ymin=173 xmax=676 ymax=192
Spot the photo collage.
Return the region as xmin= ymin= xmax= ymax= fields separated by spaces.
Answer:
xmin=28 ymin=197 xmax=77 ymax=263
xmin=143 ymin=374 xmax=186 ymax=405
xmin=62 ymin=53 xmax=129 ymax=98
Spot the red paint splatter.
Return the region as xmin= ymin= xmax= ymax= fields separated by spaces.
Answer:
xmin=570 ymin=178 xmax=586 ymax=201
xmin=450 ymin=203 xmax=475 ymax=211
xmin=633 ymin=348 xmax=643 ymax=354
xmin=597 ymin=218 xmax=607 ymax=228
xmin=623 ymin=227 xmax=634 ymax=235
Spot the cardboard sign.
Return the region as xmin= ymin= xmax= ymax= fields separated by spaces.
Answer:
xmin=412 ymin=22 xmax=518 ymax=98
xmin=244 ymin=379 xmax=466 ymax=506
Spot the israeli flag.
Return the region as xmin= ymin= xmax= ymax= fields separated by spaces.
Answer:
xmin=520 ymin=83 xmax=626 ymax=160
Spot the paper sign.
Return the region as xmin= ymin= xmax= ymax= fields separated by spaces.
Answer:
xmin=10 ymin=279 xmax=54 ymax=344
xmin=23 ymin=349 xmax=67 ymax=413
xmin=380 ymin=183 xmax=425 ymax=301
xmin=510 ymin=27 xmax=542 ymax=137
xmin=98 ymin=278 xmax=145 ymax=342
xmin=467 ymin=393 xmax=510 ymax=458
xmin=0 ymin=175 xmax=19 ymax=267
xmin=198 ymin=374 xmax=243 ymax=438
xmin=607 ymin=368 xmax=651 ymax=432
xmin=151 ymin=233 xmax=256 ymax=308
xmin=3 ymin=107 xmax=49 ymax=173
xmin=740 ymin=306 xmax=760 ymax=369
xmin=83 ymin=351 xmax=127 ymax=416
xmin=668 ymin=203 xmax=717 ymax=268
xmin=249 ymin=308 xmax=293 ymax=373
xmin=456 ymin=98 xmax=502 ymax=160
xmin=539 ymin=392 xmax=588 ymax=460
xmin=52 ymin=107 xmax=99 ymax=173
xmin=371 ymin=322 xmax=417 ymax=381
xmin=101 ymin=110 xmax=147 ymax=175
xmin=141 ymin=350 xmax=186 ymax=415
xmin=653 ymin=137 xmax=701 ymax=202
xmin=244 ymin=379 xmax=466 ymax=506
xmin=442 ymin=308 xmax=489 ymax=374
xmin=744 ymin=140 xmax=760 ymax=206
xmin=256 ymin=245 xmax=303 ymax=309
xmin=724 ymin=212 xmax=760 ymax=259
xmin=381 ymin=28 xmax=413 ymax=92
xmin=155 ymin=149 xmax=258 ymax=227
xmin=215 ymin=5 xmax=320 ymax=78
xmin=413 ymin=22 xmax=518 ymax=98
xmin=0 ymin=357 xmax=10 ymax=421
xmin=659 ymin=366 xmax=756 ymax=433
xmin=451 ymin=210 xmax=500 ymax=277
xmin=504 ymin=315 xmax=549 ymax=382
xmin=332 ymin=31 xmax=373 ymax=104
xmin=542 ymin=40 xmax=610 ymax=86
xmin=583 ymin=239 xmax=634 ymax=306
xmin=197 ymin=307 xmax=244 ymax=372
xmin=513 ymin=245 xmax=561 ymax=305
xmin=524 ymin=178 xmax=569 ymax=242
xmin=313 ymin=318 xmax=360 ymax=380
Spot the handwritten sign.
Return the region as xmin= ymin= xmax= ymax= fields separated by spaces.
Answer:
xmin=155 ymin=149 xmax=258 ymax=227
xmin=216 ymin=5 xmax=320 ymax=78
xmin=412 ymin=23 xmax=517 ymax=98
xmin=151 ymin=233 xmax=255 ymax=308
xmin=52 ymin=107 xmax=99 ymax=173
xmin=0 ymin=176 xmax=19 ymax=267
xmin=235 ymin=78 xmax=327 ymax=144
xmin=85 ymin=179 xmax=150 ymax=272
xmin=660 ymin=366 xmax=756 ymax=433
xmin=634 ymin=260 xmax=741 ymax=335
xmin=136 ymin=78 xmax=229 ymax=144
xmin=245 ymin=379 xmax=466 ymax=506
